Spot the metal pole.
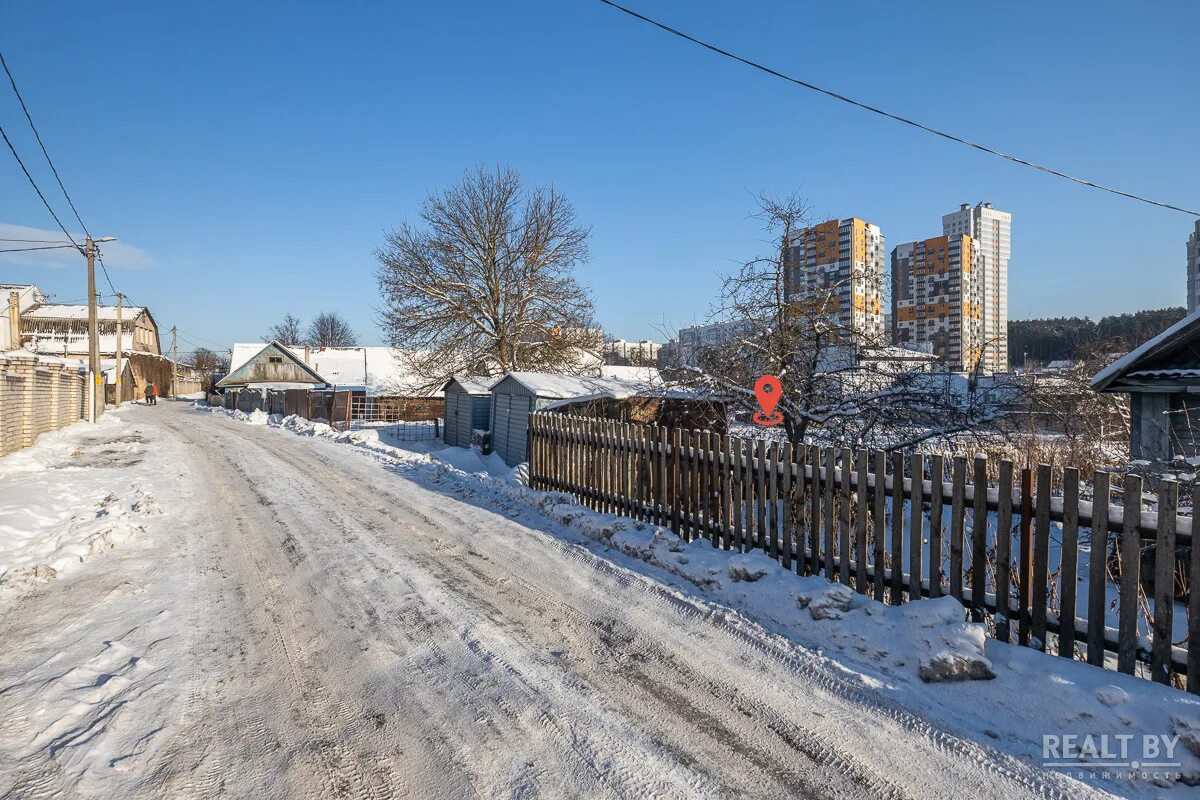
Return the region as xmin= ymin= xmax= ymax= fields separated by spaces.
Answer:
xmin=114 ymin=292 xmax=123 ymax=405
xmin=85 ymin=237 xmax=102 ymax=422
xmin=171 ymin=325 xmax=178 ymax=400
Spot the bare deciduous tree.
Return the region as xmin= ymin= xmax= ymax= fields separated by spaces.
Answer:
xmin=265 ymin=314 xmax=304 ymax=346
xmin=190 ymin=347 xmax=229 ymax=374
xmin=674 ymin=194 xmax=1008 ymax=451
xmin=306 ymin=312 xmax=358 ymax=348
xmin=375 ymin=165 xmax=595 ymax=388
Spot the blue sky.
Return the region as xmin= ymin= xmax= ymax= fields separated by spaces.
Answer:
xmin=1 ymin=1 xmax=1197 ymax=356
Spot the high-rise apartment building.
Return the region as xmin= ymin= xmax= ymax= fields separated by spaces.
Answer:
xmin=942 ymin=203 xmax=1010 ymax=373
xmin=785 ymin=217 xmax=886 ymax=344
xmin=891 ymin=235 xmax=983 ymax=372
xmin=1188 ymin=220 xmax=1200 ymax=312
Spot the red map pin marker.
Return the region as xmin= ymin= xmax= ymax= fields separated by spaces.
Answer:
xmin=753 ymin=375 xmax=783 ymax=426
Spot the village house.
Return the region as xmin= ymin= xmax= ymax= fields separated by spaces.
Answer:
xmin=1092 ymin=307 xmax=1200 ymax=469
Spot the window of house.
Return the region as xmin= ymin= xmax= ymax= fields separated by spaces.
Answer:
xmin=268 ymin=356 xmax=283 ymax=364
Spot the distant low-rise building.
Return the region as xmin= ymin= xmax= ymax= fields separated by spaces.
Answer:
xmin=1 ymin=284 xmax=46 ymax=350
xmin=20 ymin=302 xmax=160 ymax=357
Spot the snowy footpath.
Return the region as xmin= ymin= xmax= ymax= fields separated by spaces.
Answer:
xmin=0 ymin=403 xmax=1197 ymax=799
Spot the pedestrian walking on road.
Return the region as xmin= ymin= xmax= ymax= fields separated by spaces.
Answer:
xmin=146 ymin=382 xmax=157 ymax=406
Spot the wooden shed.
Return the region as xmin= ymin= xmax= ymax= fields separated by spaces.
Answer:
xmin=1092 ymin=308 xmax=1200 ymax=471
xmin=488 ymin=372 xmax=651 ymax=466
xmin=443 ymin=376 xmax=496 ymax=449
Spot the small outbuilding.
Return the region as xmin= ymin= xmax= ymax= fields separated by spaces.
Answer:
xmin=488 ymin=372 xmax=654 ymax=466
xmin=442 ymin=376 xmax=496 ymax=449
xmin=217 ymin=341 xmax=328 ymax=391
xmin=1092 ymin=308 xmax=1200 ymax=469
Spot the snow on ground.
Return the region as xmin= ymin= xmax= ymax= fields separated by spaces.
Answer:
xmin=200 ymin=402 xmax=1200 ymax=796
xmin=0 ymin=411 xmax=161 ymax=598
xmin=0 ymin=403 xmax=197 ymax=797
xmin=2 ymin=400 xmax=1196 ymax=798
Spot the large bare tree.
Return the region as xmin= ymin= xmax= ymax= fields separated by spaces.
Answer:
xmin=306 ymin=311 xmax=358 ymax=348
xmin=375 ymin=166 xmax=595 ymax=387
xmin=264 ymin=314 xmax=304 ymax=346
xmin=674 ymin=194 xmax=1009 ymax=451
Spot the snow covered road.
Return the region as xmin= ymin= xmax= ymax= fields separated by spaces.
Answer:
xmin=0 ymin=404 xmax=1125 ymax=798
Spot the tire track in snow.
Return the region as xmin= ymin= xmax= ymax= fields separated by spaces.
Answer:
xmin=203 ymin=409 xmax=1113 ymax=800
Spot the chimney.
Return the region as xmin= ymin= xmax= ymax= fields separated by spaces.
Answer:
xmin=303 ymin=345 xmax=310 ymax=364
xmin=8 ymin=291 xmax=19 ymax=350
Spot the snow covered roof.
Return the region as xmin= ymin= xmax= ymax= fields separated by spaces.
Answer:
xmin=228 ymin=343 xmax=437 ymax=395
xmin=860 ymin=345 xmax=939 ymax=362
xmin=1091 ymin=307 xmax=1200 ymax=391
xmin=493 ymin=372 xmax=652 ymax=400
xmin=442 ymin=375 xmax=498 ymax=394
xmin=599 ymin=365 xmax=662 ymax=383
xmin=24 ymin=304 xmax=147 ymax=321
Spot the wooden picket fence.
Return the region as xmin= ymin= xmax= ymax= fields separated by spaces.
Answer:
xmin=527 ymin=412 xmax=1199 ymax=691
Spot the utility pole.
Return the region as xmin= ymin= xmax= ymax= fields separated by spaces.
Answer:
xmin=85 ymin=237 xmax=102 ymax=422
xmin=171 ymin=325 xmax=178 ymax=400
xmin=114 ymin=292 xmax=124 ymax=405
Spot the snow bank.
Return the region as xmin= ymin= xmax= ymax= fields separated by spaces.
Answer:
xmin=0 ymin=410 xmax=162 ymax=600
xmin=200 ymin=403 xmax=1200 ymax=794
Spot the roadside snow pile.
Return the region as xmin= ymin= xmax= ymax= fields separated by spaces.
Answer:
xmin=0 ymin=411 xmax=160 ymax=600
xmin=203 ymin=401 xmax=1200 ymax=793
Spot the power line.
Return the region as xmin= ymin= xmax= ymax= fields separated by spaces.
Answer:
xmin=596 ymin=0 xmax=1200 ymax=217
xmin=0 ymin=50 xmax=92 ymax=238
xmin=95 ymin=249 xmax=117 ymax=296
xmin=0 ymin=122 xmax=82 ymax=250
xmin=0 ymin=243 xmax=80 ymax=253
xmin=0 ymin=237 xmax=73 ymax=243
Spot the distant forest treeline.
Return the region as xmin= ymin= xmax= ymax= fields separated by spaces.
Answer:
xmin=1007 ymin=307 xmax=1187 ymax=367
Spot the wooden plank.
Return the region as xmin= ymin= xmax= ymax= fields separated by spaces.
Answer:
xmin=909 ymin=452 xmax=925 ymax=602
xmin=809 ymin=445 xmax=822 ymax=575
xmin=1018 ymin=467 xmax=1034 ymax=647
xmin=890 ymin=450 xmax=905 ymax=604
xmin=792 ymin=444 xmax=804 ymax=570
xmin=971 ymin=456 xmax=988 ymax=620
xmin=700 ymin=434 xmax=710 ymax=546
xmin=731 ymin=436 xmax=744 ymax=551
xmin=670 ymin=427 xmax=682 ymax=538
xmin=1151 ymin=481 xmax=1178 ymax=684
xmin=768 ymin=442 xmax=781 ymax=559
xmin=840 ymin=448 xmax=852 ymax=585
xmin=855 ymin=449 xmax=868 ymax=594
xmin=781 ymin=442 xmax=794 ymax=569
xmin=1190 ymin=483 xmax=1200 ymax=693
xmin=824 ymin=447 xmax=837 ymax=579
xmin=1086 ymin=472 xmax=1111 ymax=667
xmin=949 ymin=456 xmax=966 ymax=603
xmin=755 ymin=440 xmax=768 ymax=552
xmin=872 ymin=451 xmax=885 ymax=601
xmin=1058 ymin=467 xmax=1080 ymax=660
xmin=692 ymin=430 xmax=703 ymax=539
xmin=657 ymin=425 xmax=668 ymax=527
xmin=994 ymin=460 xmax=1014 ymax=643
xmin=709 ymin=432 xmax=720 ymax=542
xmin=743 ymin=438 xmax=756 ymax=553
xmin=928 ymin=455 xmax=945 ymax=598
xmin=722 ymin=434 xmax=734 ymax=550
xmin=1117 ymin=474 xmax=1143 ymax=674
xmin=1032 ymin=464 xmax=1052 ymax=651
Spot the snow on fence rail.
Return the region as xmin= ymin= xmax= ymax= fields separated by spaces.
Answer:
xmin=527 ymin=412 xmax=1198 ymax=692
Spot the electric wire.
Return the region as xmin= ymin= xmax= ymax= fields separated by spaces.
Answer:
xmin=596 ymin=0 xmax=1200 ymax=216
